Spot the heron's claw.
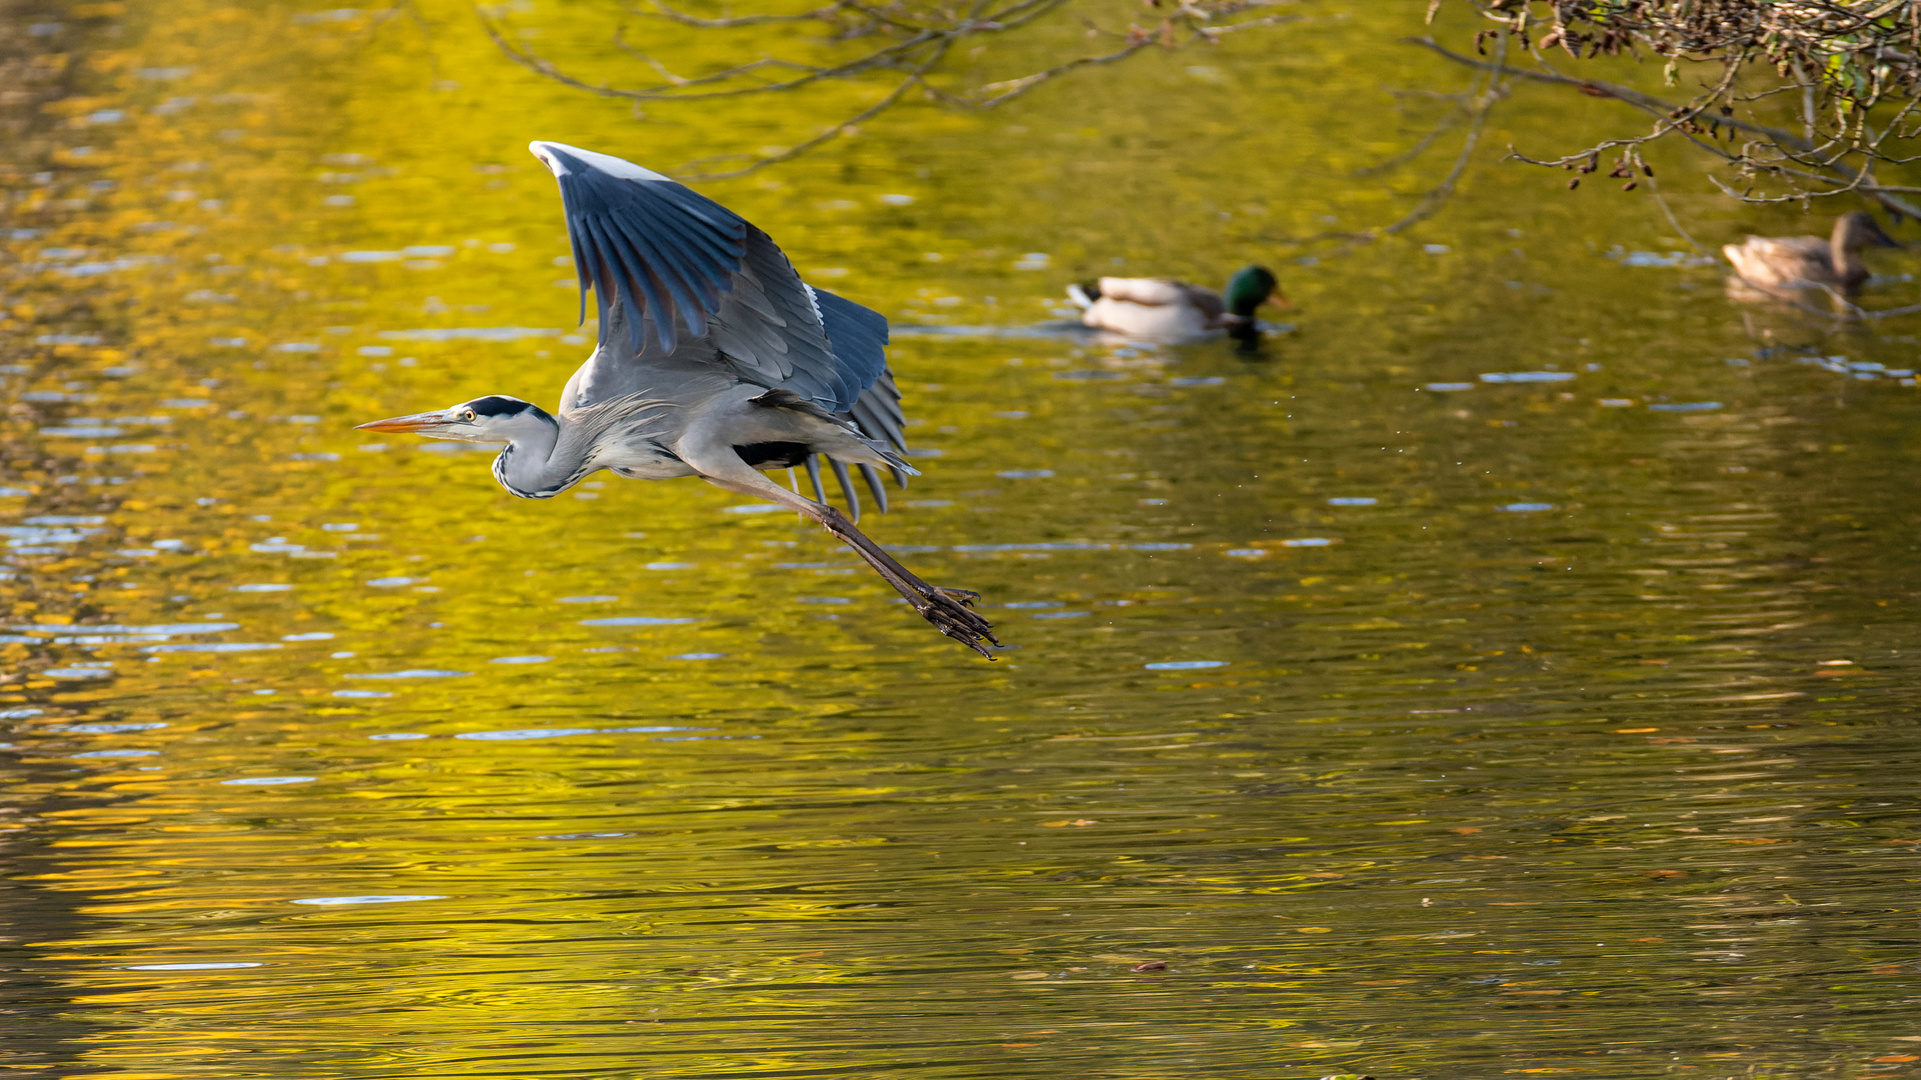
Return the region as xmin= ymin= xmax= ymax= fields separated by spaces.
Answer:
xmin=910 ymin=583 xmax=1000 ymax=659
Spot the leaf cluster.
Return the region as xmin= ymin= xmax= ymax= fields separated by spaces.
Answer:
xmin=1437 ymin=1 xmax=1921 ymax=210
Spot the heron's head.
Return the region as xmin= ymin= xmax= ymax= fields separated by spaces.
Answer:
xmin=355 ymin=395 xmax=555 ymax=444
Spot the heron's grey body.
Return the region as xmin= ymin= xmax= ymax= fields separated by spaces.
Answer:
xmin=357 ymin=141 xmax=997 ymax=657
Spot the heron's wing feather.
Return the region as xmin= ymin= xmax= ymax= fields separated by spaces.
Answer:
xmin=538 ymin=143 xmax=748 ymax=357
xmin=820 ymin=289 xmax=907 ymax=485
xmin=534 ymin=141 xmax=888 ymax=415
xmin=814 ymin=288 xmax=889 ymax=400
xmin=707 ymin=230 xmax=864 ymax=411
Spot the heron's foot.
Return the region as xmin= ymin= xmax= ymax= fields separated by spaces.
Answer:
xmin=909 ymin=582 xmax=1000 ymax=658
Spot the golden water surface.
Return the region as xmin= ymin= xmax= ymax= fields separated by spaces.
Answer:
xmin=1 ymin=1 xmax=1919 ymax=1077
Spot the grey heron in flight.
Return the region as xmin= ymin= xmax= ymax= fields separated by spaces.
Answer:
xmin=357 ymin=141 xmax=999 ymax=658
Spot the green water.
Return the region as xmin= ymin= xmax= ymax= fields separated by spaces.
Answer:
xmin=2 ymin=1 xmax=1919 ymax=1076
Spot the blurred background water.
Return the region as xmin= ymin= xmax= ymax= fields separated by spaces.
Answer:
xmin=0 ymin=1 xmax=1918 ymax=1077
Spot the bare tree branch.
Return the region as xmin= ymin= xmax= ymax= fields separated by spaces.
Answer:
xmin=475 ymin=0 xmax=1309 ymax=176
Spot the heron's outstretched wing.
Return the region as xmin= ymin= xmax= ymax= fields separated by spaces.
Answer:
xmin=815 ymin=288 xmax=902 ymax=451
xmin=530 ymin=140 xmax=873 ymax=414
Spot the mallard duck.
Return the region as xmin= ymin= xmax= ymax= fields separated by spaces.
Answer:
xmin=1723 ymin=210 xmax=1900 ymax=302
xmin=1066 ymin=265 xmax=1280 ymax=344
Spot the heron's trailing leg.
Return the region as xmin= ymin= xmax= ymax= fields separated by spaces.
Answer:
xmin=690 ymin=455 xmax=998 ymax=657
xmin=809 ymin=501 xmax=998 ymax=657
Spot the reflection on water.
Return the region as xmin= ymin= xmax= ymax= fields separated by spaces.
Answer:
xmin=2 ymin=0 xmax=1920 ymax=1077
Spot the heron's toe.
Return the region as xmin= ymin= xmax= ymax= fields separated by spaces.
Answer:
xmin=912 ymin=586 xmax=1000 ymax=656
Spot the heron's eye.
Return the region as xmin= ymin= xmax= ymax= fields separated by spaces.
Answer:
xmin=461 ymin=409 xmax=477 ymax=423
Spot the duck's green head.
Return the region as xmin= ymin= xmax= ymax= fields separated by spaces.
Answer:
xmin=1224 ymin=265 xmax=1280 ymax=318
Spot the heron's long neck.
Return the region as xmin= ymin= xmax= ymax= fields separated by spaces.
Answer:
xmin=491 ymin=410 xmax=584 ymax=499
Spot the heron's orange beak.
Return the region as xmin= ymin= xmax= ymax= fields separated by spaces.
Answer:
xmin=355 ymin=411 xmax=450 ymax=434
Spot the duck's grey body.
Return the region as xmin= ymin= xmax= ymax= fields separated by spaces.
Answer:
xmin=1068 ymin=276 xmax=1229 ymax=343
xmin=1065 ymin=266 xmax=1279 ymax=345
xmin=1723 ymin=210 xmax=1900 ymax=304
xmin=357 ymin=141 xmax=997 ymax=657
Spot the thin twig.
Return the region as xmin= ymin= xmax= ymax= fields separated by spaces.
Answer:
xmin=1644 ymin=174 xmax=1710 ymax=258
xmin=1376 ymin=33 xmax=1509 ymax=238
xmin=676 ymin=39 xmax=958 ymax=180
xmin=967 ymin=38 xmax=1153 ymax=107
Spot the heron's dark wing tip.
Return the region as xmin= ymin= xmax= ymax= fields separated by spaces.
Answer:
xmin=534 ymin=142 xmax=750 ymax=361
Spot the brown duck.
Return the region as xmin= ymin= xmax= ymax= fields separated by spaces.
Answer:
xmin=1723 ymin=210 xmax=1900 ymax=302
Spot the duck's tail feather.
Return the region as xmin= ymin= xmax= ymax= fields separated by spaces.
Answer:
xmin=1066 ymin=281 xmax=1101 ymax=310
